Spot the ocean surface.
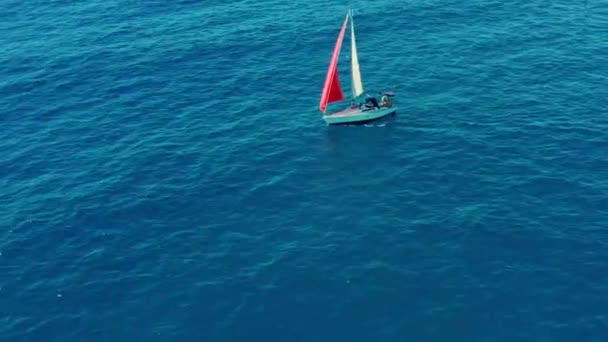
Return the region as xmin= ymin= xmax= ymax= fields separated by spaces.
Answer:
xmin=2 ymin=0 xmax=608 ymax=340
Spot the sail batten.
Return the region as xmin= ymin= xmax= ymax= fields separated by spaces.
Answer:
xmin=319 ymin=14 xmax=349 ymax=113
xmin=349 ymin=10 xmax=364 ymax=98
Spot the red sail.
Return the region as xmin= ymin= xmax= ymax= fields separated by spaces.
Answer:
xmin=319 ymin=14 xmax=349 ymax=113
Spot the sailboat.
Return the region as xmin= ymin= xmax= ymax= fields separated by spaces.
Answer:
xmin=319 ymin=10 xmax=397 ymax=125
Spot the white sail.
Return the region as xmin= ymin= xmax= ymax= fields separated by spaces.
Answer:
xmin=349 ymin=10 xmax=364 ymax=98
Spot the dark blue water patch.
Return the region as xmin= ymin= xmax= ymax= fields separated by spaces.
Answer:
xmin=4 ymin=0 xmax=608 ymax=340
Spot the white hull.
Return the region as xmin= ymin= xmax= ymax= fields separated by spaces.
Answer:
xmin=322 ymin=106 xmax=397 ymax=125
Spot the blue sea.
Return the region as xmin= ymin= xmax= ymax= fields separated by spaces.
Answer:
xmin=2 ymin=0 xmax=608 ymax=340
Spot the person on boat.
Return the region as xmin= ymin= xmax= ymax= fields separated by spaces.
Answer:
xmin=365 ymin=96 xmax=380 ymax=109
xmin=380 ymin=94 xmax=392 ymax=107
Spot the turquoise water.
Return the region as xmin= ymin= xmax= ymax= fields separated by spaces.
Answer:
xmin=2 ymin=0 xmax=608 ymax=340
